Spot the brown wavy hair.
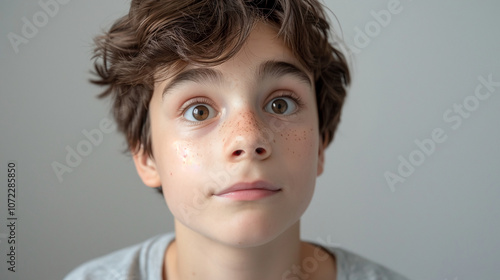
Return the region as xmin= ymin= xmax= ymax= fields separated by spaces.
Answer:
xmin=92 ymin=0 xmax=350 ymax=159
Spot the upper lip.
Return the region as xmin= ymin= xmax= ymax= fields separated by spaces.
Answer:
xmin=214 ymin=180 xmax=281 ymax=196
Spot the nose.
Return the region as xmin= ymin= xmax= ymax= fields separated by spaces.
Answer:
xmin=223 ymin=111 xmax=272 ymax=162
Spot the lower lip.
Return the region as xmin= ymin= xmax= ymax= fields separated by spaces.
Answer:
xmin=216 ymin=189 xmax=280 ymax=201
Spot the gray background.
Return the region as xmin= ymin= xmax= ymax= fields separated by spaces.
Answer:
xmin=1 ymin=0 xmax=499 ymax=279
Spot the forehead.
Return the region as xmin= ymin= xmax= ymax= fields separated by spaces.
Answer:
xmin=220 ymin=23 xmax=297 ymax=68
xmin=158 ymin=23 xmax=313 ymax=97
xmin=219 ymin=23 xmax=307 ymax=76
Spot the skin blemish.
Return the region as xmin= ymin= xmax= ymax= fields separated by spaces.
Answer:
xmin=219 ymin=110 xmax=269 ymax=148
xmin=283 ymin=128 xmax=313 ymax=157
xmin=174 ymin=141 xmax=200 ymax=167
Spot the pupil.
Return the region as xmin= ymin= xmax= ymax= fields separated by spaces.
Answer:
xmin=272 ymin=99 xmax=287 ymax=114
xmin=193 ymin=105 xmax=208 ymax=120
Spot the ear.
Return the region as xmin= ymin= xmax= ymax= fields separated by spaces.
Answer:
xmin=132 ymin=146 xmax=161 ymax=188
xmin=317 ymin=137 xmax=326 ymax=176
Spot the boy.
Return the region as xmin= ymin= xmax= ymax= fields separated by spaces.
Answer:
xmin=66 ymin=0 xmax=409 ymax=279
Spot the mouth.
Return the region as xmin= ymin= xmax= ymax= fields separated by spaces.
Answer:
xmin=214 ymin=180 xmax=282 ymax=201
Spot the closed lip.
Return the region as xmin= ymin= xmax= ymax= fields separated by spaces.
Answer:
xmin=214 ymin=180 xmax=281 ymax=196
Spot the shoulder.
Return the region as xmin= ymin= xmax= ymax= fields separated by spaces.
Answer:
xmin=327 ymin=246 xmax=410 ymax=280
xmin=64 ymin=233 xmax=175 ymax=280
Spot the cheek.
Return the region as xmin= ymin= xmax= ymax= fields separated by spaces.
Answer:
xmin=158 ymin=140 xmax=215 ymax=224
xmin=158 ymin=140 xmax=209 ymax=199
xmin=173 ymin=140 xmax=202 ymax=168
xmin=280 ymin=127 xmax=319 ymax=189
xmin=273 ymin=127 xmax=318 ymax=221
xmin=281 ymin=127 xmax=317 ymax=159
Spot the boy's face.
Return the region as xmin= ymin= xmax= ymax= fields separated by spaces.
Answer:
xmin=134 ymin=23 xmax=325 ymax=247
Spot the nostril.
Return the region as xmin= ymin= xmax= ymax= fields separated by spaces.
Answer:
xmin=255 ymin=147 xmax=266 ymax=155
xmin=233 ymin=150 xmax=244 ymax=156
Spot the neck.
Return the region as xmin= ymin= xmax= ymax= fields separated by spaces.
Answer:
xmin=164 ymin=220 xmax=305 ymax=280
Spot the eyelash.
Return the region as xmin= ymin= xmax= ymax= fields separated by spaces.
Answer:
xmin=179 ymin=97 xmax=215 ymax=115
xmin=178 ymin=91 xmax=304 ymax=123
xmin=178 ymin=97 xmax=218 ymax=125
xmin=269 ymin=91 xmax=305 ymax=110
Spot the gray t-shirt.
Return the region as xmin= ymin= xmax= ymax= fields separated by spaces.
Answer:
xmin=64 ymin=233 xmax=409 ymax=280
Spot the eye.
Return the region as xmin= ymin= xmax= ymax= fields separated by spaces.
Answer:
xmin=265 ymin=97 xmax=298 ymax=115
xmin=183 ymin=103 xmax=217 ymax=122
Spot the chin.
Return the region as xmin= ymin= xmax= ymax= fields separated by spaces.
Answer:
xmin=217 ymin=231 xmax=282 ymax=248
xmin=210 ymin=213 xmax=298 ymax=248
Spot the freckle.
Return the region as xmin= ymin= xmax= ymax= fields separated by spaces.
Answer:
xmin=273 ymin=139 xmax=275 ymax=143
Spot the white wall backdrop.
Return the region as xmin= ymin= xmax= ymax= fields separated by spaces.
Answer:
xmin=1 ymin=1 xmax=499 ymax=279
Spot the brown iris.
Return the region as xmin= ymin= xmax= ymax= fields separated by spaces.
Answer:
xmin=271 ymin=99 xmax=288 ymax=114
xmin=192 ymin=105 xmax=209 ymax=121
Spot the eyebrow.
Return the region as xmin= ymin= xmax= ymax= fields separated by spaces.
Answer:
xmin=162 ymin=68 xmax=223 ymax=99
xmin=162 ymin=60 xmax=312 ymax=99
xmin=257 ymin=60 xmax=312 ymax=87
